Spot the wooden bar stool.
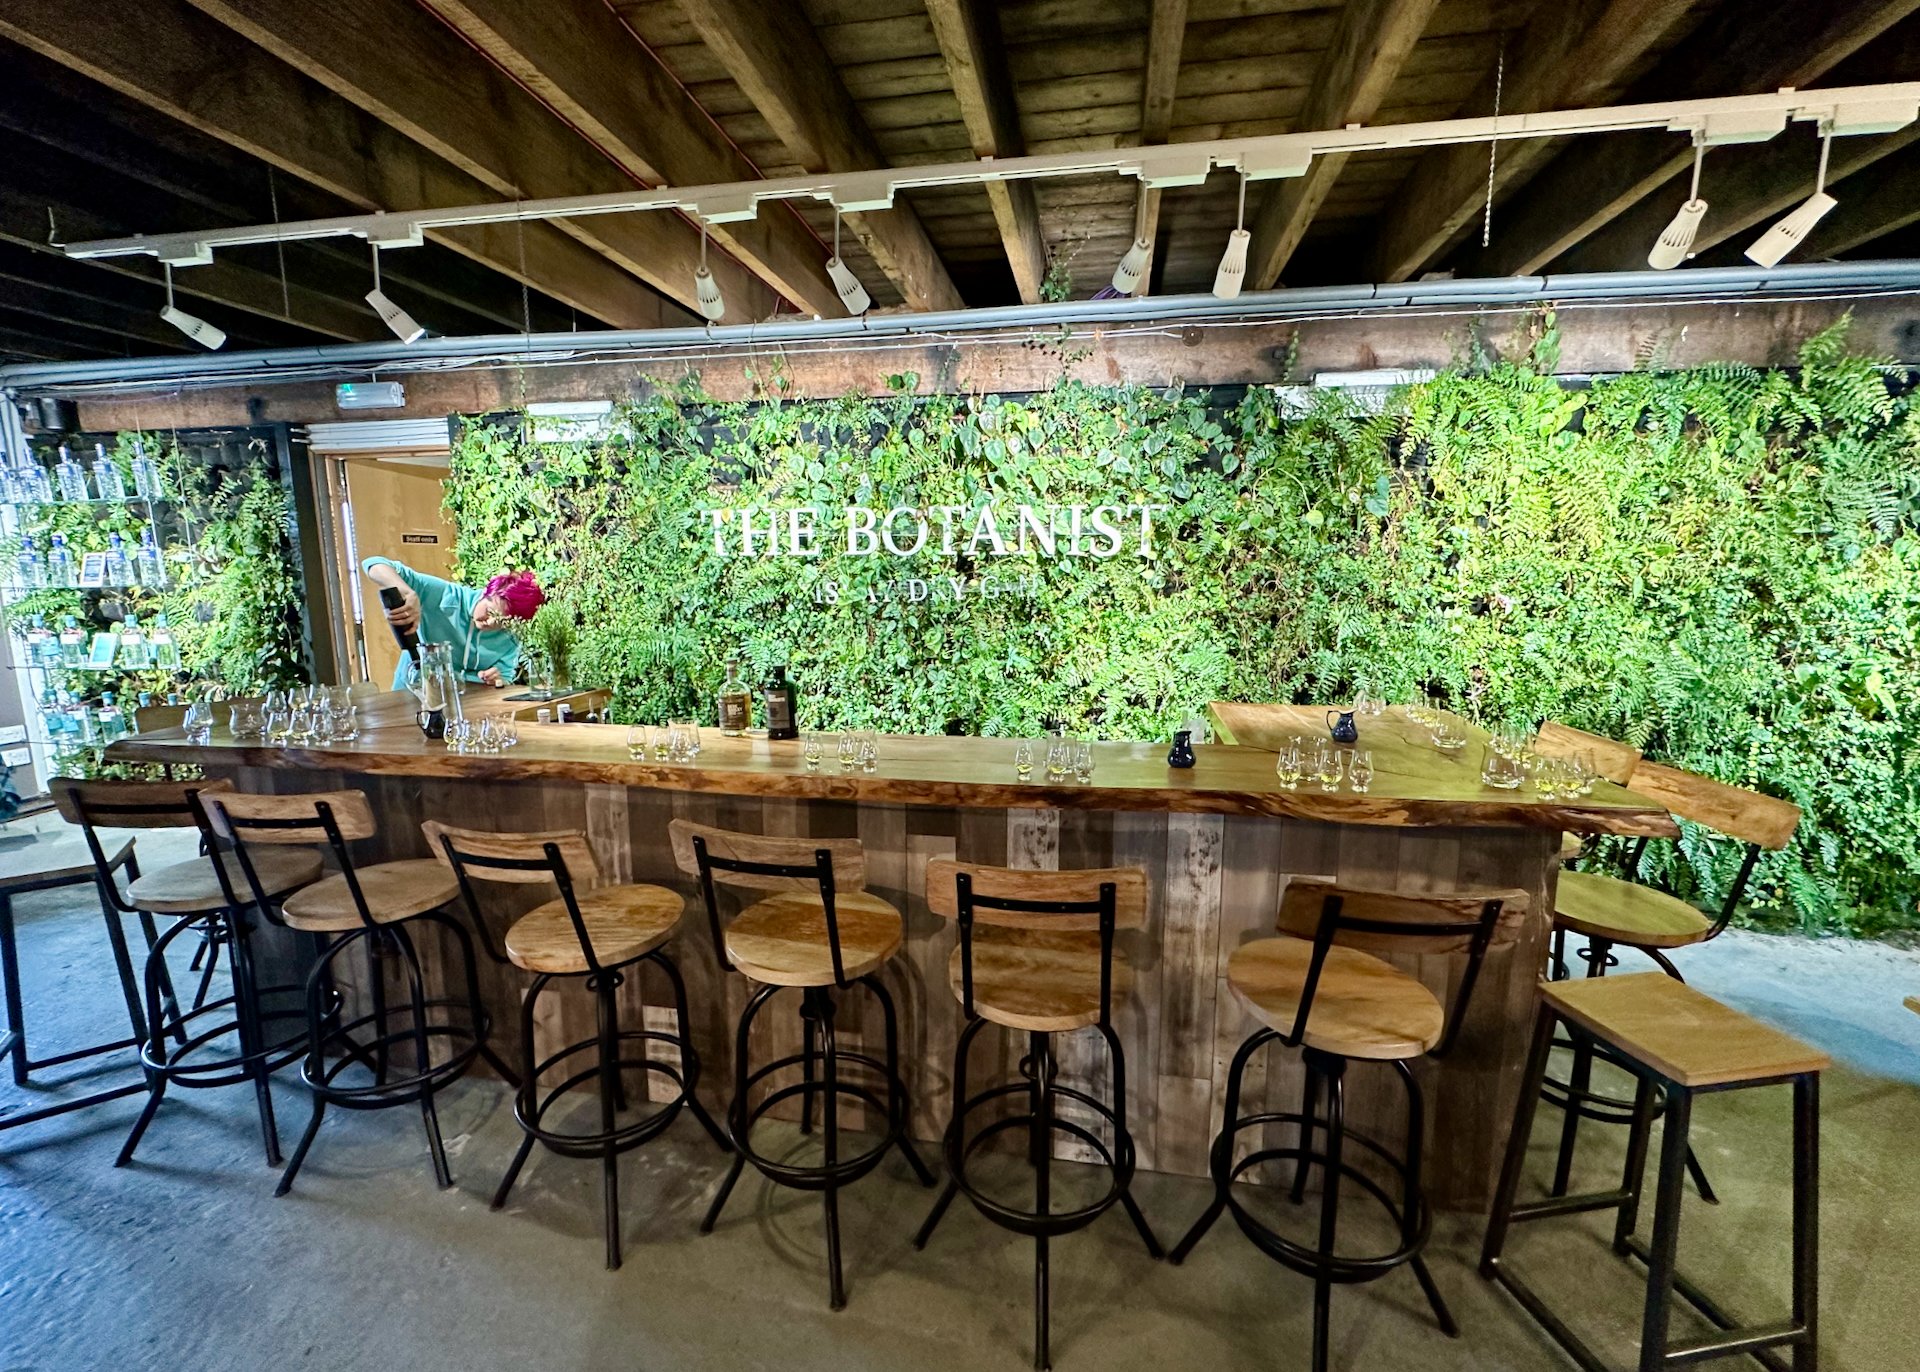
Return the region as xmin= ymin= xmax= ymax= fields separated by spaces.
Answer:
xmin=1482 ymin=974 xmax=1826 ymax=1372
xmin=1547 ymin=755 xmax=1801 ymax=1205
xmin=53 ymin=779 xmax=322 ymax=1166
xmin=203 ymin=792 xmax=514 ymax=1197
xmin=1170 ymin=877 xmax=1532 ymax=1372
xmin=427 ymin=822 xmax=729 ymax=1271
xmin=670 ymin=819 xmax=935 ymax=1310
xmin=910 ymin=860 xmax=1163 ymax=1370
xmin=0 ymin=833 xmax=148 ymax=1133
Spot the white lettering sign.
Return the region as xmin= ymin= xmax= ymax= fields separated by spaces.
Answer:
xmin=702 ymin=503 xmax=1170 ymax=560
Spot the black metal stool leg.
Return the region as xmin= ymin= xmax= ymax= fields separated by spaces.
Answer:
xmin=96 ymin=902 xmax=149 ymax=1053
xmin=1101 ymin=1022 xmax=1161 ymax=1258
xmin=189 ymin=920 xmax=221 ymax=1014
xmin=1311 ymin=1058 xmax=1347 ymax=1372
xmin=655 ymin=950 xmax=728 ymax=1152
xmin=492 ymin=974 xmax=548 ymax=1212
xmin=1396 ymin=1060 xmax=1456 ymax=1337
xmin=367 ymin=934 xmax=390 ymax=1086
xmin=1170 ymin=1028 xmax=1270 ymax=1264
xmin=115 ymin=918 xmax=183 ymax=1167
xmin=866 ymin=974 xmax=934 ymax=1185
xmin=225 ymin=907 xmax=283 ymax=1167
xmin=703 ymin=983 xmax=778 ymax=1233
xmin=800 ymin=1012 xmax=817 ymax=1135
xmin=595 ymin=973 xmax=623 ymax=1270
xmin=1636 ymin=1083 xmax=1693 ymax=1372
xmin=915 ymin=1016 xmax=982 ymax=1251
xmin=1480 ymin=1002 xmax=1558 ymax=1275
xmin=1792 ymin=1074 xmax=1819 ymax=1372
xmin=1611 ymin=1075 xmax=1658 ymax=1253
xmin=394 ymin=926 xmax=453 ymax=1191
xmin=0 ymin=893 xmax=25 ymax=1086
xmin=1290 ymin=1058 xmax=1321 ymax=1204
xmin=1032 ymin=1030 xmax=1054 ymax=1371
xmin=276 ymin=934 xmax=354 ymax=1197
xmin=816 ymin=989 xmax=847 ymax=1311
xmin=1551 ymin=1030 xmax=1595 ymax=1197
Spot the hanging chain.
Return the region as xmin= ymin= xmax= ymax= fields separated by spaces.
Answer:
xmin=1481 ymin=41 xmax=1505 ymax=249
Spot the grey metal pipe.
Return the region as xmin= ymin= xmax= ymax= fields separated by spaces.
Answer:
xmin=4 ymin=262 xmax=1919 ymax=395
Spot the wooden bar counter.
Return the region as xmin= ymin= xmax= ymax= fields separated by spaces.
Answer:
xmin=109 ymin=690 xmax=1676 ymax=1209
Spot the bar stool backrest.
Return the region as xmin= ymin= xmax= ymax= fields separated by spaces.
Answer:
xmin=53 ymin=776 xmax=238 ymax=917
xmin=926 ymin=859 xmax=1148 ymax=1023
xmin=1619 ymin=759 xmax=1801 ymax=938
xmin=201 ymin=790 xmax=369 ymax=923
xmin=1275 ymin=877 xmax=1533 ymax=1058
xmin=667 ymin=819 xmax=867 ymax=986
xmin=421 ymin=821 xmax=601 ymax=969
xmin=1535 ymin=721 xmax=1641 ymax=786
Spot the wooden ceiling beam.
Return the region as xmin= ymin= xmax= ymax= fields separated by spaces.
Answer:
xmin=1368 ymin=0 xmax=1700 ymax=284
xmin=1791 ymin=139 xmax=1920 ymax=257
xmin=0 ymin=279 xmax=206 ymax=352
xmin=1246 ymin=0 xmax=1439 ymax=290
xmin=925 ymin=0 xmax=1047 ymax=304
xmin=1462 ymin=0 xmax=1920 ymax=278
xmin=420 ymin=0 xmax=843 ymax=318
xmin=187 ymin=0 xmax=757 ymax=320
xmin=1133 ymin=0 xmax=1190 ymax=294
xmin=676 ymin=0 xmax=964 ymax=312
xmin=0 ymin=0 xmax=680 ymax=330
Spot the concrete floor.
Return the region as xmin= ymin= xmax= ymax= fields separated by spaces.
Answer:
xmin=3 ymin=817 xmax=1918 ymax=1371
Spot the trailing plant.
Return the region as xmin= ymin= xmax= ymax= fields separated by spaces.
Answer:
xmin=444 ymin=318 xmax=1920 ymax=938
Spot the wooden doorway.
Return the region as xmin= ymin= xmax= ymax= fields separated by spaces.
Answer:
xmin=322 ymin=453 xmax=456 ymax=688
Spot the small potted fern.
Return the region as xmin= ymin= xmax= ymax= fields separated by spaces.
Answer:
xmin=514 ymin=601 xmax=578 ymax=699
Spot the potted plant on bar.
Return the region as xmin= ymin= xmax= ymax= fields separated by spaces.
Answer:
xmin=514 ymin=601 xmax=578 ymax=699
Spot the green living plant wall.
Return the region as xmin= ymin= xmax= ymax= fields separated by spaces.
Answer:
xmin=444 ymin=318 xmax=1920 ymax=937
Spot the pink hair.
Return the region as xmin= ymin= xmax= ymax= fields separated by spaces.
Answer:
xmin=483 ymin=570 xmax=546 ymax=620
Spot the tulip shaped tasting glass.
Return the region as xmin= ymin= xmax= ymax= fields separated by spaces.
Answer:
xmin=1274 ymin=743 xmax=1304 ymax=790
xmin=1013 ymin=740 xmax=1035 ymax=781
xmin=1347 ymin=748 xmax=1375 ymax=793
xmin=803 ymin=733 xmax=825 ymax=771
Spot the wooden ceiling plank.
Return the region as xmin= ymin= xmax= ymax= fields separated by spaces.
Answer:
xmin=184 ymin=0 xmax=749 ymax=320
xmin=422 ymin=0 xmax=841 ymax=318
xmin=1246 ymin=0 xmax=1441 ymax=289
xmin=1798 ymin=139 xmax=1920 ymax=256
xmin=925 ymin=0 xmax=1048 ymax=302
xmin=1134 ymin=0 xmax=1190 ymax=293
xmin=676 ymin=0 xmax=964 ymax=311
xmin=1462 ymin=0 xmax=1920 ymax=278
xmin=0 ymin=0 xmax=679 ymax=330
xmin=1368 ymin=0 xmax=1700 ymax=284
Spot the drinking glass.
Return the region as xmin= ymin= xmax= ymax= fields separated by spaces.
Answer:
xmin=803 ymin=733 xmax=824 ymax=771
xmin=184 ymin=701 xmax=212 ymax=746
xmin=1431 ymin=714 xmax=1468 ymax=752
xmin=325 ymin=685 xmax=353 ymax=714
xmin=228 ymin=701 xmax=258 ymax=740
xmin=1274 ymin=743 xmax=1303 ymax=790
xmin=1013 ymin=740 xmax=1034 ymax=781
xmin=672 ymin=718 xmax=701 ymax=759
xmin=858 ymin=737 xmax=878 ymax=774
xmin=265 ymin=708 xmax=292 ymax=745
xmin=331 ymin=704 xmax=360 ymax=741
xmin=626 ymin=725 xmax=648 ymax=759
xmin=288 ymin=704 xmax=315 ymax=746
xmin=838 ymin=731 xmax=858 ymax=772
xmin=309 ymin=708 xmax=336 ymax=746
xmin=1347 ymin=748 xmax=1375 ymax=793
xmin=476 ymin=717 xmax=502 ymax=754
xmin=1045 ymin=738 xmax=1071 ymax=782
xmin=1480 ymin=745 xmax=1522 ymax=789
xmin=1314 ymin=742 xmax=1343 ymax=791
xmin=264 ymin=688 xmax=289 ymax=715
xmin=1072 ymin=740 xmax=1094 ymax=783
xmin=1572 ymin=750 xmax=1598 ymax=796
xmin=495 ymin=718 xmax=517 ymax=749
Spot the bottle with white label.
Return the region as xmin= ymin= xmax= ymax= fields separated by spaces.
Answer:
xmin=717 ymin=657 xmax=751 ymax=736
xmin=97 ymin=693 xmax=124 ymax=742
xmin=15 ymin=535 xmax=42 ymax=589
xmin=104 ymin=532 xmax=132 ymax=587
xmin=59 ymin=615 xmax=87 ymax=666
xmin=25 ymin=616 xmax=56 ymax=667
xmin=117 ymin=614 xmax=149 ymax=668
xmin=18 ymin=455 xmax=53 ymax=505
xmin=148 ymin=612 xmax=181 ymax=671
xmin=130 ymin=442 xmax=164 ymax=501
xmin=47 ymin=533 xmax=75 ymax=588
xmin=134 ymin=526 xmax=165 ymax=587
xmin=54 ymin=445 xmax=90 ymax=503
xmin=91 ymin=443 xmax=126 ymax=501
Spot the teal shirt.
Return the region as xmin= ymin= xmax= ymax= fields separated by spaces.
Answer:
xmin=362 ymin=557 xmax=522 ymax=689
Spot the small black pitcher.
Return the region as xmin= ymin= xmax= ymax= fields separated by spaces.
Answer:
xmin=1167 ymin=729 xmax=1196 ymax=768
xmin=1326 ymin=709 xmax=1359 ymax=744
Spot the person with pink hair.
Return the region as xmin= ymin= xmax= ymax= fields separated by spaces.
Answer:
xmin=360 ymin=555 xmax=546 ymax=689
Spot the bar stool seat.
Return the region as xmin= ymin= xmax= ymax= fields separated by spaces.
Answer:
xmin=504 ymin=884 xmax=682 ymax=974
xmin=946 ymin=927 xmax=1132 ymax=1032
xmin=1555 ymin=870 xmax=1711 ymax=950
xmin=128 ymin=847 xmax=321 ymax=915
xmin=725 ymin=889 xmax=902 ymax=986
xmin=1228 ymin=938 xmax=1443 ymax=1060
xmin=280 ymin=859 xmax=460 ymax=933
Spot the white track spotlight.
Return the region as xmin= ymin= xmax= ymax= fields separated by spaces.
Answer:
xmin=1648 ymin=138 xmax=1709 ymax=269
xmin=365 ymin=245 xmax=425 ymax=343
xmin=1214 ymin=173 xmax=1253 ymax=298
xmin=1111 ymin=236 xmax=1152 ymax=295
xmin=693 ymin=220 xmax=725 ymax=322
xmin=824 ymin=210 xmax=872 ymax=316
xmin=159 ymin=263 xmax=225 ymax=349
xmin=1747 ymin=125 xmax=1838 ymax=268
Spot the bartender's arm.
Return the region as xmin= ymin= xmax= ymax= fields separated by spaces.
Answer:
xmin=361 ymin=556 xmax=426 ymax=631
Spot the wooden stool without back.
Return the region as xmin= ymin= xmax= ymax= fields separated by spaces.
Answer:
xmin=1483 ymin=973 xmax=1826 ymax=1372
xmin=427 ymin=821 xmax=728 ymax=1271
xmin=1170 ymin=877 xmax=1533 ymax=1372
xmin=670 ymin=818 xmax=935 ymax=1310
xmin=911 ymin=860 xmax=1163 ymax=1370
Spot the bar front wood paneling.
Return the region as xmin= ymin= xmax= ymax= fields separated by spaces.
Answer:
xmin=108 ymin=694 xmax=1676 ymax=1208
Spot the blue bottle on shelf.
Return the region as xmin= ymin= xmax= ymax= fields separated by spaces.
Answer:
xmin=15 ymin=535 xmax=42 ymax=589
xmin=47 ymin=533 xmax=75 ymax=588
xmin=91 ymin=443 xmax=126 ymax=501
xmin=134 ymin=526 xmax=165 ymax=587
xmin=130 ymin=442 xmax=164 ymax=501
xmin=104 ymin=532 xmax=132 ymax=588
xmin=53 ymin=444 xmax=90 ymax=503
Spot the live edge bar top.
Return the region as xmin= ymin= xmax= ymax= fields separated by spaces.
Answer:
xmin=107 ymin=690 xmax=1679 ymax=839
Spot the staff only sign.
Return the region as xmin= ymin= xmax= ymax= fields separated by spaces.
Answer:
xmin=702 ymin=502 xmax=1172 ymax=560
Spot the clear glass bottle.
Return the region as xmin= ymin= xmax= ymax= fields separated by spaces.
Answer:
xmin=130 ymin=442 xmax=164 ymax=501
xmin=25 ymin=615 xmax=56 ymax=667
xmin=47 ymin=533 xmax=75 ymax=588
xmin=20 ymin=455 xmax=53 ymax=505
xmin=717 ymin=656 xmax=751 ymax=736
xmin=761 ymin=664 xmax=798 ymax=741
xmin=58 ymin=614 xmax=87 ymax=666
xmin=15 ymin=535 xmax=41 ymax=589
xmin=117 ymin=614 xmax=149 ymax=668
xmin=134 ymin=526 xmax=165 ymax=587
xmin=104 ymin=531 xmax=131 ymax=587
xmin=91 ymin=443 xmax=126 ymax=501
xmin=54 ymin=444 xmax=90 ymax=503
xmin=97 ymin=692 xmax=124 ymax=742
xmin=149 ymin=612 xmax=181 ymax=670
